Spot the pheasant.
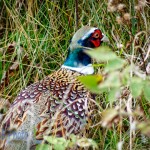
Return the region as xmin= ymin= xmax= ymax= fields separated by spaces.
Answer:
xmin=0 ymin=26 xmax=108 ymax=150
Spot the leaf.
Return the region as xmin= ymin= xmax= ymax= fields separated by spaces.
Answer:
xmin=105 ymin=58 xmax=126 ymax=72
xmin=44 ymin=136 xmax=57 ymax=145
xmin=99 ymin=71 xmax=121 ymax=89
xmin=108 ymin=88 xmax=120 ymax=103
xmin=122 ymin=66 xmax=130 ymax=85
xmin=36 ymin=144 xmax=51 ymax=150
xmin=78 ymin=75 xmax=103 ymax=93
xmin=143 ymin=81 xmax=150 ymax=101
xmin=69 ymin=134 xmax=77 ymax=147
xmin=77 ymin=138 xmax=97 ymax=148
xmin=44 ymin=136 xmax=69 ymax=150
xmin=54 ymin=144 xmax=66 ymax=150
xmin=130 ymin=77 xmax=143 ymax=98
xmin=85 ymin=46 xmax=117 ymax=62
xmin=70 ymin=134 xmax=77 ymax=143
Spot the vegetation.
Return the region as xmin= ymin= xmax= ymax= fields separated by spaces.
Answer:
xmin=0 ymin=0 xmax=149 ymax=149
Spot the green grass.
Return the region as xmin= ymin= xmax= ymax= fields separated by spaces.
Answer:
xmin=0 ymin=0 xmax=150 ymax=149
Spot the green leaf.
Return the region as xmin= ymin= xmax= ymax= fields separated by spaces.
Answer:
xmin=36 ymin=144 xmax=52 ymax=150
xmin=70 ymin=134 xmax=77 ymax=143
xmin=43 ymin=136 xmax=70 ymax=150
xmin=105 ymin=58 xmax=126 ymax=72
xmin=69 ymin=134 xmax=77 ymax=147
xmin=85 ymin=46 xmax=117 ymax=62
xmin=54 ymin=144 xmax=66 ymax=150
xmin=44 ymin=136 xmax=57 ymax=145
xmin=78 ymin=75 xmax=103 ymax=93
xmin=108 ymin=88 xmax=120 ymax=103
xmin=143 ymin=81 xmax=150 ymax=101
xmin=122 ymin=66 xmax=130 ymax=85
xmin=130 ymin=77 xmax=143 ymax=98
xmin=99 ymin=71 xmax=121 ymax=89
xmin=56 ymin=137 xmax=67 ymax=144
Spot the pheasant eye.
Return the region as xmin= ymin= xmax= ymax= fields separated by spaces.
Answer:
xmin=93 ymin=33 xmax=99 ymax=38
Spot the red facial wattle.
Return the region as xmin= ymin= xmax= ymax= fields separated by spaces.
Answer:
xmin=90 ymin=29 xmax=103 ymax=47
xmin=91 ymin=38 xmax=101 ymax=47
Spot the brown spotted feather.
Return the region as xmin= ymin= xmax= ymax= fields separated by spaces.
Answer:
xmin=0 ymin=68 xmax=93 ymax=150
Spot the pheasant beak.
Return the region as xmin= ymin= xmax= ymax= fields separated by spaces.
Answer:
xmin=101 ymin=33 xmax=109 ymax=42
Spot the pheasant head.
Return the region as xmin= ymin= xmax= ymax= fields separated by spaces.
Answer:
xmin=62 ymin=26 xmax=108 ymax=74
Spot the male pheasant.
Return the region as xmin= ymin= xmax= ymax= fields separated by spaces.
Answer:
xmin=0 ymin=26 xmax=108 ymax=150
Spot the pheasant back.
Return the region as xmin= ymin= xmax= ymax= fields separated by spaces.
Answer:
xmin=0 ymin=68 xmax=93 ymax=149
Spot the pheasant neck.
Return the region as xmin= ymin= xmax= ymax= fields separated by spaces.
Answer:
xmin=62 ymin=48 xmax=94 ymax=75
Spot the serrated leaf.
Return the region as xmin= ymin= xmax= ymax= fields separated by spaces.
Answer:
xmin=78 ymin=75 xmax=103 ymax=93
xmin=99 ymin=71 xmax=121 ymax=89
xmin=143 ymin=81 xmax=150 ymax=101
xmin=130 ymin=77 xmax=143 ymax=98
xmin=105 ymin=58 xmax=126 ymax=72
xmin=85 ymin=46 xmax=117 ymax=62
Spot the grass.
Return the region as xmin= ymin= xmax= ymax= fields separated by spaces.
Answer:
xmin=0 ymin=0 xmax=150 ymax=149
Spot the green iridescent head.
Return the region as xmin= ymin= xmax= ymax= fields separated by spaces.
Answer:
xmin=63 ymin=26 xmax=109 ymax=74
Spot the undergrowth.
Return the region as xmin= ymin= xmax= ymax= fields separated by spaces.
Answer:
xmin=0 ymin=0 xmax=150 ymax=149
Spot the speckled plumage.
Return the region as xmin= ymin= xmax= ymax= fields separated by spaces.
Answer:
xmin=0 ymin=26 xmax=108 ymax=150
xmin=1 ymin=68 xmax=93 ymax=149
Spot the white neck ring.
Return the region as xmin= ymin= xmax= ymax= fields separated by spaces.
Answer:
xmin=61 ymin=64 xmax=94 ymax=75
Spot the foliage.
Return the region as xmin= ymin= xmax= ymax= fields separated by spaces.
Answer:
xmin=81 ymin=46 xmax=150 ymax=102
xmin=36 ymin=135 xmax=97 ymax=150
